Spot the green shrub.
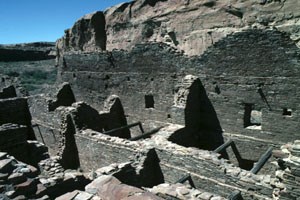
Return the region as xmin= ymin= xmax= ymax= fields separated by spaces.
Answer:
xmin=5 ymin=71 xmax=20 ymax=77
xmin=21 ymin=69 xmax=57 ymax=90
xmin=0 ymin=60 xmax=57 ymax=92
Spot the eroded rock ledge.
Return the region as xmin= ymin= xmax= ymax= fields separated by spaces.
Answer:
xmin=0 ymin=42 xmax=56 ymax=62
xmin=57 ymin=0 xmax=300 ymax=56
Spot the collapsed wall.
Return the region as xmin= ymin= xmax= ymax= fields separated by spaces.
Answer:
xmin=29 ymin=82 xmax=131 ymax=156
xmin=0 ymin=124 xmax=30 ymax=163
xmin=0 ymin=74 xmax=27 ymax=97
xmin=1 ymin=82 xmax=296 ymax=199
xmin=28 ymin=83 xmax=291 ymax=198
xmin=0 ymin=97 xmax=35 ymax=140
xmin=74 ymin=126 xmax=280 ymax=199
xmin=5 ymin=0 xmax=297 ymax=199
xmin=0 ymin=85 xmax=17 ymax=99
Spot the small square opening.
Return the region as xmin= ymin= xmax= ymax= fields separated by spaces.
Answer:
xmin=215 ymin=85 xmax=221 ymax=94
xmin=283 ymin=108 xmax=292 ymax=116
xmin=145 ymin=95 xmax=154 ymax=108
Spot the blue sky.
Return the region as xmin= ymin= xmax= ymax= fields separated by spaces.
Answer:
xmin=0 ymin=0 xmax=127 ymax=44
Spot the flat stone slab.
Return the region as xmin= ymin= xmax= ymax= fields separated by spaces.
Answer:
xmin=55 ymin=190 xmax=80 ymax=200
xmin=199 ymin=192 xmax=213 ymax=200
xmin=85 ymin=175 xmax=121 ymax=194
xmin=35 ymin=183 xmax=47 ymax=198
xmin=74 ymin=192 xmax=94 ymax=200
xmin=86 ymin=175 xmax=162 ymax=200
xmin=0 ymin=173 xmax=8 ymax=180
xmin=14 ymin=178 xmax=36 ymax=196
xmin=8 ymin=172 xmax=26 ymax=185
xmin=0 ymin=152 xmax=7 ymax=160
xmin=0 ymin=158 xmax=14 ymax=173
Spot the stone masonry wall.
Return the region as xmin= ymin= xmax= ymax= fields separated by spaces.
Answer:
xmin=195 ymin=29 xmax=300 ymax=161
xmin=58 ymin=43 xmax=186 ymax=134
xmin=29 ymin=86 xmax=130 ymax=155
xmin=197 ymin=29 xmax=300 ymax=135
xmin=29 ymin=94 xmax=63 ymax=155
xmin=59 ymin=29 xmax=300 ymax=159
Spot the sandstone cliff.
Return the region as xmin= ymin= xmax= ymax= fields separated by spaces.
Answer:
xmin=58 ymin=0 xmax=300 ymax=56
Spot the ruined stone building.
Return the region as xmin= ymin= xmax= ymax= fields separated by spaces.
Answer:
xmin=1 ymin=0 xmax=300 ymax=199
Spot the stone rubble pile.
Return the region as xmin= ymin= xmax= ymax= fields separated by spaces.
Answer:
xmin=56 ymin=175 xmax=163 ymax=200
xmin=149 ymin=183 xmax=226 ymax=200
xmin=38 ymin=157 xmax=65 ymax=183
xmin=0 ymin=151 xmax=91 ymax=200
xmin=88 ymin=160 xmax=229 ymax=200
xmin=274 ymin=140 xmax=300 ymax=200
xmin=0 ymin=152 xmax=47 ymax=200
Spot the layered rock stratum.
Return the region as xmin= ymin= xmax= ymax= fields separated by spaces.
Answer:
xmin=58 ymin=0 xmax=300 ymax=55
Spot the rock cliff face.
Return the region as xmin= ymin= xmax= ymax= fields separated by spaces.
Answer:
xmin=57 ymin=12 xmax=106 ymax=53
xmin=58 ymin=0 xmax=300 ymax=56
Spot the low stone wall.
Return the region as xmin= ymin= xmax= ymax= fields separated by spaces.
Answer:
xmin=74 ymin=126 xmax=279 ymax=199
xmin=75 ymin=132 xmax=137 ymax=172
xmin=29 ymin=86 xmax=130 ymax=156
xmin=0 ymin=97 xmax=34 ymax=140
xmin=0 ymin=124 xmax=27 ymax=150
xmin=0 ymin=85 xmax=17 ymax=99
xmin=0 ymin=98 xmax=31 ymax=125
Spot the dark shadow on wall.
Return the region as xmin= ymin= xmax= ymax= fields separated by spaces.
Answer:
xmin=92 ymin=11 xmax=107 ymax=51
xmin=59 ymin=114 xmax=80 ymax=169
xmin=169 ymin=79 xmax=227 ymax=158
xmin=48 ymin=83 xmax=76 ymax=112
xmin=0 ymin=98 xmax=36 ymax=140
xmin=24 ymin=100 xmax=36 ymax=140
xmin=113 ymin=148 xmax=164 ymax=188
xmin=72 ymin=102 xmax=106 ymax=133
xmin=0 ymin=85 xmax=17 ymax=99
xmin=239 ymin=158 xmax=255 ymax=171
xmin=103 ymin=95 xmax=131 ymax=139
xmin=142 ymin=0 xmax=167 ymax=7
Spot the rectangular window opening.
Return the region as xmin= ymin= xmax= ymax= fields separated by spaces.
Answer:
xmin=244 ymin=103 xmax=262 ymax=130
xmin=145 ymin=94 xmax=154 ymax=108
